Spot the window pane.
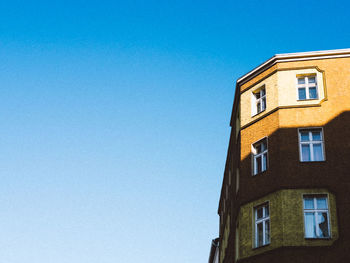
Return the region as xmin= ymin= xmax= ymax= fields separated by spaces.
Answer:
xmin=317 ymin=212 xmax=329 ymax=238
xmin=265 ymin=220 xmax=270 ymax=244
xmin=255 ymin=92 xmax=261 ymax=99
xmin=301 ymin=144 xmax=311 ymax=161
xmin=317 ymin=197 xmax=328 ymax=209
xmin=257 ymin=207 xmax=263 ymax=219
xmin=255 ymin=156 xmax=262 ymax=174
xmin=255 ymin=144 xmax=261 ymax=154
xmin=305 ymin=213 xmax=316 ymax=238
xmin=261 ymin=97 xmax=266 ymax=111
xmin=308 ymin=77 xmax=316 ymax=83
xmin=261 ymin=88 xmax=265 ymax=96
xmin=257 ymin=101 xmax=261 ymax=113
xmin=300 ymin=131 xmax=309 ymax=142
xmin=262 ymin=153 xmax=267 ymax=172
xmin=298 ymin=88 xmax=306 ymax=100
xmin=304 ymin=198 xmax=314 ymax=209
xmin=257 ymin=223 xmax=263 ymax=247
xmin=298 ymin=78 xmax=305 ymax=84
xmin=312 ymin=131 xmax=321 ymax=141
xmin=265 ymin=205 xmax=269 ymax=217
xmin=313 ymin=143 xmax=324 ymax=161
xmin=309 ymin=87 xmax=317 ymax=99
xmin=261 ymin=141 xmax=267 ymax=151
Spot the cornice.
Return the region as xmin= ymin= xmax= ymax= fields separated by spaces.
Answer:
xmin=237 ymin=48 xmax=350 ymax=86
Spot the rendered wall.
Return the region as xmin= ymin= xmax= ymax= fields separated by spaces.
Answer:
xmin=237 ymin=189 xmax=338 ymax=261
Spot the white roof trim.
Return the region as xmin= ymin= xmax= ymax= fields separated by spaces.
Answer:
xmin=237 ymin=48 xmax=350 ymax=85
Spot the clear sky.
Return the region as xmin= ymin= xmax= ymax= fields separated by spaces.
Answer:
xmin=0 ymin=1 xmax=349 ymax=262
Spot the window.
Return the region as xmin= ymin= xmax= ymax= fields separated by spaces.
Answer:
xmin=297 ymin=75 xmax=318 ymax=100
xmin=252 ymin=138 xmax=268 ymax=175
xmin=236 ymin=105 xmax=240 ymax=139
xmin=254 ymin=203 xmax=270 ymax=247
xmin=299 ymin=129 xmax=325 ymax=162
xmin=303 ymin=195 xmax=330 ymax=238
xmin=228 ymin=170 xmax=232 ymax=186
xmin=235 ymin=168 xmax=239 ymax=194
xmin=252 ymin=87 xmax=266 ymax=115
xmin=235 ymin=222 xmax=239 ymax=262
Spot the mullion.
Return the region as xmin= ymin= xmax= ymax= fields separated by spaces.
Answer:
xmin=313 ymin=198 xmax=319 ymax=236
xmin=305 ymin=77 xmax=310 ymax=99
xmin=306 ymin=77 xmax=310 ymax=99
xmin=308 ymin=131 xmax=313 ymax=160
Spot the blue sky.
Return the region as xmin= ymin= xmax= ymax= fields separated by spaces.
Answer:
xmin=0 ymin=1 xmax=349 ymax=262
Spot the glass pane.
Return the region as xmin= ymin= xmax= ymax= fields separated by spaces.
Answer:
xmin=255 ymin=144 xmax=261 ymax=154
xmin=313 ymin=143 xmax=324 ymax=161
xmin=265 ymin=205 xmax=269 ymax=217
xmin=309 ymin=87 xmax=317 ymax=99
xmin=298 ymin=88 xmax=306 ymax=100
xmin=261 ymin=97 xmax=266 ymax=111
xmin=308 ymin=76 xmax=316 ymax=83
xmin=261 ymin=141 xmax=267 ymax=151
xmin=265 ymin=220 xmax=270 ymax=244
xmin=305 ymin=213 xmax=316 ymax=238
xmin=298 ymin=77 xmax=305 ymax=84
xmin=257 ymin=207 xmax=263 ymax=219
xmin=256 ymin=156 xmax=262 ymax=174
xmin=300 ymin=131 xmax=309 ymax=142
xmin=257 ymin=223 xmax=263 ymax=247
xmin=255 ymin=92 xmax=261 ymax=99
xmin=312 ymin=131 xmax=321 ymax=141
xmin=262 ymin=153 xmax=267 ymax=172
xmin=301 ymin=144 xmax=311 ymax=161
xmin=317 ymin=212 xmax=329 ymax=237
xmin=304 ymin=198 xmax=314 ymax=209
xmin=317 ymin=197 xmax=328 ymax=209
xmin=257 ymin=101 xmax=261 ymax=113
xmin=261 ymin=88 xmax=265 ymax=96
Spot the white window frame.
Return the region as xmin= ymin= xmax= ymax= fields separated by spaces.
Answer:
xmin=303 ymin=195 xmax=331 ymax=239
xmin=296 ymin=75 xmax=318 ymax=100
xmin=251 ymin=86 xmax=266 ymax=116
xmin=254 ymin=203 xmax=270 ymax=247
xmin=252 ymin=137 xmax=268 ymax=175
xmin=298 ymin=128 xmax=325 ymax=162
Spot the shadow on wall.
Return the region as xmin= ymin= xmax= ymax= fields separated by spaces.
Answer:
xmin=235 ymin=110 xmax=350 ymax=263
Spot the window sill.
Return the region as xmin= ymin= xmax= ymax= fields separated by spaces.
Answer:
xmin=252 ymin=170 xmax=268 ymax=176
xmin=253 ymin=243 xmax=270 ymax=250
xmin=300 ymin=160 xmax=326 ymax=163
xmin=305 ymin=237 xmax=331 ymax=240
xmin=297 ymin=98 xmax=319 ymax=101
xmin=251 ymin=109 xmax=266 ymax=118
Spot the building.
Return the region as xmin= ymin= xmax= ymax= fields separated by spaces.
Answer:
xmin=217 ymin=48 xmax=350 ymax=263
xmin=208 ymin=238 xmax=219 ymax=263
